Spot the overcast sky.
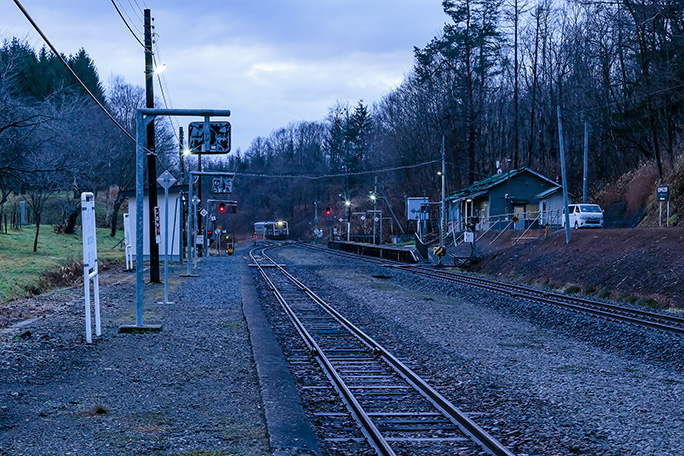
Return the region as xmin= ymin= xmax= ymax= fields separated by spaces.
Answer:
xmin=1 ymin=1 xmax=446 ymax=152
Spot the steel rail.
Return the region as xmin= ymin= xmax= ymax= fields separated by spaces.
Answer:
xmin=249 ymin=246 xmax=396 ymax=456
xmin=410 ymin=268 xmax=684 ymax=335
xmin=298 ymin=243 xmax=684 ymax=336
xmin=250 ymin=245 xmax=515 ymax=456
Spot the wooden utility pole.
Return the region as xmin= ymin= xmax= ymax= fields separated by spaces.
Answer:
xmin=558 ymin=106 xmax=571 ymax=244
xmin=144 ymin=9 xmax=160 ymax=283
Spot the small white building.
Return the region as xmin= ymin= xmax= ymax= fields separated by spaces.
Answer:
xmin=536 ymin=186 xmax=565 ymax=227
xmin=125 ymin=185 xmax=184 ymax=261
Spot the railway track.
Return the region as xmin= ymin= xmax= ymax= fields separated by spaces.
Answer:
xmin=298 ymin=243 xmax=684 ymax=336
xmin=250 ymin=245 xmax=515 ymax=456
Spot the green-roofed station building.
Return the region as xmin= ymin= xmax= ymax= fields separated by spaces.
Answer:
xmin=447 ymin=167 xmax=565 ymax=232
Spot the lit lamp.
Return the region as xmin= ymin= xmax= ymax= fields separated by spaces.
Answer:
xmin=465 ymin=198 xmax=472 ymax=231
xmin=345 ymin=200 xmax=351 ymax=241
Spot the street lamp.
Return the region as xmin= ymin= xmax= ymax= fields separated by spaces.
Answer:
xmin=345 ymin=199 xmax=351 ymax=241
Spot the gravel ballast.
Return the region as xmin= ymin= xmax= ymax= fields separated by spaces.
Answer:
xmin=268 ymin=245 xmax=684 ymax=456
xmin=0 ymin=250 xmax=271 ymax=456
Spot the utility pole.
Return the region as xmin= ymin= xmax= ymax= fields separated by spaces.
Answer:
xmin=440 ymin=135 xmax=445 ymax=247
xmin=373 ymin=176 xmax=378 ymax=245
xmin=558 ymin=106 xmax=571 ymax=244
xmin=179 ymin=126 xmax=185 ymax=182
xmin=179 ymin=126 xmax=185 ymax=262
xmin=583 ymin=122 xmax=588 ymax=204
xmin=197 ymin=152 xmax=203 ymax=256
xmin=144 ymin=9 xmax=160 ymax=283
xmin=345 ymin=191 xmax=351 ymax=241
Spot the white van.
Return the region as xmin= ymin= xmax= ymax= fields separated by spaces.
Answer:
xmin=562 ymin=204 xmax=604 ymax=229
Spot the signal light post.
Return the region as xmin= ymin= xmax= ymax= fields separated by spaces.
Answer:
xmin=123 ymin=108 xmax=231 ymax=335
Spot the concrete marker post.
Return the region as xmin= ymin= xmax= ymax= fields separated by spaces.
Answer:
xmin=157 ymin=171 xmax=176 ymax=305
xmin=81 ymin=192 xmax=101 ymax=343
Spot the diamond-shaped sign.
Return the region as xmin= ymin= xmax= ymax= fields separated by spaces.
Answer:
xmin=200 ymin=208 xmax=208 ymax=217
xmin=157 ymin=170 xmax=177 ymax=190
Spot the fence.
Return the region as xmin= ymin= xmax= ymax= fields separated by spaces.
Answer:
xmin=463 ymin=209 xmax=564 ymax=232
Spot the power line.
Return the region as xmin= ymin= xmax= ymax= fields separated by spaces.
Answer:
xmin=576 ymin=82 xmax=684 ymax=116
xmin=232 ymin=160 xmax=441 ymax=180
xmin=110 ymin=0 xmax=145 ymax=48
xmin=11 ymin=0 xmax=139 ymax=147
xmin=152 ymin=33 xmax=185 ymax=151
xmin=113 ymin=0 xmax=144 ymax=35
xmin=12 ymin=0 xmax=169 ymax=176
xmin=129 ymin=0 xmax=145 ymax=16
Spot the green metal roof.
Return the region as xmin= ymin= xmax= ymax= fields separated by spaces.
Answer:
xmin=448 ymin=168 xmax=527 ymax=200
xmin=448 ymin=167 xmax=559 ymax=200
xmin=535 ymin=186 xmax=562 ymax=199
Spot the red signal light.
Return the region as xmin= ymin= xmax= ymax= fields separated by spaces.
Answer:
xmin=218 ymin=203 xmax=225 ymax=212
xmin=325 ymin=207 xmax=331 ymax=215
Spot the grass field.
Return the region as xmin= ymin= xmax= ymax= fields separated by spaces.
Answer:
xmin=0 ymin=225 xmax=125 ymax=303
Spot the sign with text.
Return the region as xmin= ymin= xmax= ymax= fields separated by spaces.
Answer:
xmin=154 ymin=206 xmax=161 ymax=244
xmin=82 ymin=194 xmax=97 ymax=268
xmin=657 ymin=185 xmax=669 ymax=201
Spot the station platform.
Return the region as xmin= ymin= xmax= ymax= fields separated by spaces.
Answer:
xmin=327 ymin=240 xmax=421 ymax=263
xmin=0 ymin=247 xmax=320 ymax=456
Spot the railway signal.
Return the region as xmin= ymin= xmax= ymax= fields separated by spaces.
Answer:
xmin=218 ymin=202 xmax=226 ymax=212
xmin=326 ymin=207 xmax=331 ymax=215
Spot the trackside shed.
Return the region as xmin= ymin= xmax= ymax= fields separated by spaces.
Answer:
xmin=448 ymin=168 xmax=563 ymax=231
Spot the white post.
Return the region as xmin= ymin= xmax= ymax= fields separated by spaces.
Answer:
xmin=123 ymin=213 xmax=133 ymax=270
xmin=667 ymin=201 xmax=670 ymax=227
xmin=157 ymin=170 xmax=176 ymax=304
xmin=83 ymin=268 xmax=91 ymax=344
xmin=81 ymin=192 xmax=100 ymax=343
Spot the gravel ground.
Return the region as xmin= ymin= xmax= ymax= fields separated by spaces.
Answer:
xmin=0 ymin=249 xmax=270 ymax=456
xmin=269 ymin=245 xmax=684 ymax=456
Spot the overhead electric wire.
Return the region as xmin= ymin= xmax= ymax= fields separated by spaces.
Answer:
xmin=231 ymin=160 xmax=441 ymax=180
xmin=11 ymin=0 xmax=141 ymax=148
xmin=114 ymin=0 xmax=144 ymax=36
xmin=129 ymin=0 xmax=145 ymax=15
xmin=152 ymin=43 xmax=181 ymax=143
xmin=110 ymin=0 xmax=145 ymax=48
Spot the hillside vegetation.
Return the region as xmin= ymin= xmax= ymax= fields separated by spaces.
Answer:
xmin=473 ymin=227 xmax=684 ymax=310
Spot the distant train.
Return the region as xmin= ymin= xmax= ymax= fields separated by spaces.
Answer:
xmin=254 ymin=221 xmax=289 ymax=240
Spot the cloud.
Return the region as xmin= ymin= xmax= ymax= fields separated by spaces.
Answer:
xmin=0 ymin=0 xmax=446 ymax=151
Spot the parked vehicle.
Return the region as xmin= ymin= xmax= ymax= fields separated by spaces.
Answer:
xmin=562 ymin=204 xmax=604 ymax=229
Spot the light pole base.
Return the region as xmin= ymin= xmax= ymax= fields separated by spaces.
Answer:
xmin=118 ymin=324 xmax=163 ymax=334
